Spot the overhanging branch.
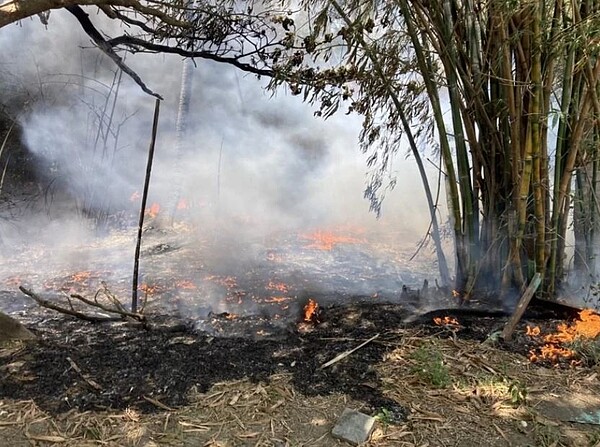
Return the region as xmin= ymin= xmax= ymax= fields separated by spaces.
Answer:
xmin=66 ymin=5 xmax=163 ymax=99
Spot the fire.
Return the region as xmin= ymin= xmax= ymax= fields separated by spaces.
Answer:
xmin=145 ymin=203 xmax=160 ymax=218
xmin=176 ymin=280 xmax=197 ymax=290
xmin=138 ymin=283 xmax=159 ymax=295
xmin=303 ymin=298 xmax=320 ymax=322
xmin=204 ymin=275 xmax=238 ymax=289
xmin=266 ymin=280 xmax=289 ymax=293
xmin=300 ymin=229 xmax=365 ymax=251
xmin=264 ymin=296 xmax=291 ymax=304
xmin=130 ymin=191 xmax=141 ymax=202
xmin=526 ymin=309 xmax=600 ymax=364
xmin=433 ymin=316 xmax=460 ymax=326
xmin=177 ymin=198 xmax=188 ymax=210
xmin=71 ymin=271 xmax=92 ymax=283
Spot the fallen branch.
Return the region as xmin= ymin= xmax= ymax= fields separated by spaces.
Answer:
xmin=501 ymin=272 xmax=542 ymax=341
xmin=19 ymin=286 xmax=146 ymax=325
xmin=320 ymin=333 xmax=380 ymax=369
xmin=66 ymin=356 xmax=103 ymax=391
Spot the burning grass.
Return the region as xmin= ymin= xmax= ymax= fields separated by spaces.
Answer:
xmin=300 ymin=227 xmax=366 ymax=251
xmin=526 ymin=308 xmax=600 ymax=366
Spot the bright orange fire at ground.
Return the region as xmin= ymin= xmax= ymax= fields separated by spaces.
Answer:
xmin=300 ymin=229 xmax=365 ymax=251
xmin=433 ymin=316 xmax=460 ymax=326
xmin=145 ymin=203 xmax=160 ymax=218
xmin=303 ymin=298 xmax=319 ymax=322
xmin=266 ymin=280 xmax=289 ymax=294
xmin=204 ymin=275 xmax=238 ymax=289
xmin=138 ymin=283 xmax=159 ymax=295
xmin=526 ymin=309 xmax=600 ymax=365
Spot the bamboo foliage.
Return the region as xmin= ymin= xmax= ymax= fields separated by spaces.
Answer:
xmin=287 ymin=0 xmax=600 ymax=298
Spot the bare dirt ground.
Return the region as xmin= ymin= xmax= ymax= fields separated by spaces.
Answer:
xmin=2 ymin=300 xmax=600 ymax=447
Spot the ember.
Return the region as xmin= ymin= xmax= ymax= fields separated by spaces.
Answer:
xmin=266 ymin=280 xmax=289 ymax=293
xmin=303 ymin=298 xmax=320 ymax=322
xmin=263 ymin=296 xmax=291 ymax=304
xmin=176 ymin=280 xmax=197 ymax=290
xmin=204 ymin=275 xmax=238 ymax=289
xmin=138 ymin=283 xmax=159 ymax=295
xmin=300 ymin=229 xmax=365 ymax=251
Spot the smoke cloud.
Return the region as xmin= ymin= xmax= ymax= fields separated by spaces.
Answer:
xmin=0 ymin=10 xmax=442 ymax=318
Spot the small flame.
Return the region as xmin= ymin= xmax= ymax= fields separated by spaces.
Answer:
xmin=71 ymin=271 xmax=92 ymax=283
xmin=204 ymin=275 xmax=238 ymax=289
xmin=266 ymin=280 xmax=289 ymax=293
xmin=130 ymin=191 xmax=141 ymax=202
xmin=138 ymin=283 xmax=159 ymax=295
xmin=177 ymin=198 xmax=188 ymax=210
xmin=176 ymin=280 xmax=197 ymax=290
xmin=145 ymin=203 xmax=160 ymax=218
xmin=303 ymin=298 xmax=319 ymax=322
xmin=433 ymin=316 xmax=460 ymax=326
xmin=264 ymin=296 xmax=291 ymax=304
xmin=301 ymin=229 xmax=365 ymax=251
xmin=451 ymin=290 xmax=460 ymax=298
xmin=526 ymin=325 xmax=541 ymax=337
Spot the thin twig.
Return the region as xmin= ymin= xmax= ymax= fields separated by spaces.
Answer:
xmin=320 ymin=333 xmax=380 ymax=369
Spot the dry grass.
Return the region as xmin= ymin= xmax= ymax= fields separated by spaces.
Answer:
xmin=2 ymin=328 xmax=600 ymax=446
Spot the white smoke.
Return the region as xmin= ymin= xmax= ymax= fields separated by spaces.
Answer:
xmin=0 ymin=9 xmax=442 ymax=312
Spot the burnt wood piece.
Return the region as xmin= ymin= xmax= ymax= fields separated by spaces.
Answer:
xmin=501 ymin=273 xmax=542 ymax=341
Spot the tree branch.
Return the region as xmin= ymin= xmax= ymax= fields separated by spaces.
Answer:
xmin=66 ymin=4 xmax=163 ymax=99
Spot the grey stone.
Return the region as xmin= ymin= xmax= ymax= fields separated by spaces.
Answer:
xmin=331 ymin=408 xmax=376 ymax=445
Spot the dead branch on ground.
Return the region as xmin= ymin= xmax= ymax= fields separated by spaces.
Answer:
xmin=19 ymin=286 xmax=147 ymax=326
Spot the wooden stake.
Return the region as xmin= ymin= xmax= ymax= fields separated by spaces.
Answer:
xmin=501 ymin=273 xmax=542 ymax=341
xmin=132 ymin=98 xmax=161 ymax=313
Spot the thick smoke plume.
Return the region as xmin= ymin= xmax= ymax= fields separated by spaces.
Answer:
xmin=0 ymin=10 xmax=442 ymax=319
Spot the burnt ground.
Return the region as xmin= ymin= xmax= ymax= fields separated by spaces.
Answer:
xmin=0 ymin=298 xmax=577 ymax=418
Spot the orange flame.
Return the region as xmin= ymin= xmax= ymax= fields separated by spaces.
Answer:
xmin=71 ymin=271 xmax=92 ymax=283
xmin=526 ymin=309 xmax=600 ymax=364
xmin=176 ymin=280 xmax=197 ymax=290
xmin=177 ymin=198 xmax=188 ymax=210
xmin=130 ymin=191 xmax=141 ymax=202
xmin=204 ymin=275 xmax=238 ymax=289
xmin=264 ymin=296 xmax=291 ymax=304
xmin=303 ymin=298 xmax=319 ymax=322
xmin=145 ymin=203 xmax=160 ymax=218
xmin=301 ymin=229 xmax=365 ymax=251
xmin=138 ymin=283 xmax=159 ymax=295
xmin=266 ymin=280 xmax=289 ymax=293
xmin=433 ymin=316 xmax=460 ymax=326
